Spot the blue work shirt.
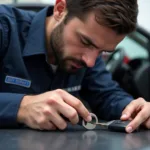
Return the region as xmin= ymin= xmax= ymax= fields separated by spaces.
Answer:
xmin=0 ymin=5 xmax=133 ymax=128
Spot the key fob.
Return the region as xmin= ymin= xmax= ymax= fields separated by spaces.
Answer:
xmin=108 ymin=120 xmax=131 ymax=132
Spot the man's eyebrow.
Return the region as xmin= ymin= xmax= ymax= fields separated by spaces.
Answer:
xmin=77 ymin=32 xmax=115 ymax=52
xmin=77 ymin=32 xmax=100 ymax=49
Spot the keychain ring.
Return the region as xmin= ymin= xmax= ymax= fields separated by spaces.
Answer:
xmin=82 ymin=113 xmax=98 ymax=130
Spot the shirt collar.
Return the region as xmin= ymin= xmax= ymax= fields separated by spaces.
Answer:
xmin=23 ymin=6 xmax=53 ymax=56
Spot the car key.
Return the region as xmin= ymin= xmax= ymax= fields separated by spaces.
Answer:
xmin=108 ymin=120 xmax=131 ymax=132
xmin=62 ymin=113 xmax=137 ymax=132
xmin=96 ymin=120 xmax=138 ymax=132
xmin=61 ymin=113 xmax=98 ymax=130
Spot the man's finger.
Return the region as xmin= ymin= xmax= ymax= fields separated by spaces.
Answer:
xmin=46 ymin=93 xmax=79 ymax=124
xmin=47 ymin=121 xmax=57 ymax=130
xmin=49 ymin=112 xmax=67 ymax=130
xmin=126 ymin=106 xmax=150 ymax=133
xmin=144 ymin=117 xmax=150 ymax=129
xmin=39 ymin=121 xmax=57 ymax=130
xmin=121 ymin=99 xmax=144 ymax=120
xmin=57 ymin=89 xmax=92 ymax=122
xmin=56 ymin=101 xmax=79 ymax=125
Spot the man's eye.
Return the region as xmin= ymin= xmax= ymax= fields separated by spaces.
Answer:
xmin=103 ymin=50 xmax=113 ymax=54
xmin=80 ymin=38 xmax=90 ymax=47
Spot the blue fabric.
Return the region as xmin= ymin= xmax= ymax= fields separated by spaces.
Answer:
xmin=0 ymin=5 xmax=133 ymax=128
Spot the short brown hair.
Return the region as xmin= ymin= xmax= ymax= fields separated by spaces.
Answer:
xmin=65 ymin=0 xmax=138 ymax=34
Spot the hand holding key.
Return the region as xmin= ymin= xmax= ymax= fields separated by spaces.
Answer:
xmin=17 ymin=89 xmax=92 ymax=130
xmin=62 ymin=112 xmax=133 ymax=132
xmin=80 ymin=113 xmax=134 ymax=132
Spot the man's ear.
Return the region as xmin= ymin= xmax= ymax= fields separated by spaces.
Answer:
xmin=53 ymin=0 xmax=67 ymax=21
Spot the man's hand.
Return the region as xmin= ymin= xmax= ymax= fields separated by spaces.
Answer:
xmin=17 ymin=89 xmax=91 ymax=130
xmin=121 ymin=97 xmax=150 ymax=133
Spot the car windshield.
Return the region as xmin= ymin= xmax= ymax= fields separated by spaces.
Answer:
xmin=117 ymin=30 xmax=149 ymax=59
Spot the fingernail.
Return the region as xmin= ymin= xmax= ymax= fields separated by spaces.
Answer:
xmin=121 ymin=114 xmax=127 ymax=118
xmin=86 ymin=115 xmax=92 ymax=122
xmin=126 ymin=126 xmax=133 ymax=133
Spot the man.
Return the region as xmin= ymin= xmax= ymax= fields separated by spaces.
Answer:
xmin=0 ymin=0 xmax=149 ymax=133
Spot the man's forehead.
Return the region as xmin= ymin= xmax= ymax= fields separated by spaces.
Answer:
xmin=64 ymin=11 xmax=125 ymax=49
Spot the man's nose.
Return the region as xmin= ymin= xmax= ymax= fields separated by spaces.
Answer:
xmin=82 ymin=52 xmax=98 ymax=68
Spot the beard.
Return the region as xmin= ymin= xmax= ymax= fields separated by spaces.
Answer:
xmin=49 ymin=20 xmax=87 ymax=73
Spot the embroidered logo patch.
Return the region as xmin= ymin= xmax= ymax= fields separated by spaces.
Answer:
xmin=5 ymin=75 xmax=31 ymax=88
xmin=63 ymin=85 xmax=81 ymax=92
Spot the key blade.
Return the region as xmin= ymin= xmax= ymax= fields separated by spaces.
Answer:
xmin=95 ymin=120 xmax=115 ymax=129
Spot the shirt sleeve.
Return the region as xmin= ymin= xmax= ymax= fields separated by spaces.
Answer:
xmin=80 ymin=56 xmax=133 ymax=120
xmin=0 ymin=93 xmax=25 ymax=128
xmin=0 ymin=21 xmax=3 ymax=56
xmin=0 ymin=19 xmax=10 ymax=61
xmin=0 ymin=18 xmax=25 ymax=128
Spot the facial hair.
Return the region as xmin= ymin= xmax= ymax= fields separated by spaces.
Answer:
xmin=49 ymin=20 xmax=87 ymax=73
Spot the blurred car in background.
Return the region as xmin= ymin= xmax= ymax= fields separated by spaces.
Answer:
xmin=106 ymin=27 xmax=150 ymax=101
xmin=1 ymin=0 xmax=150 ymax=101
xmin=0 ymin=0 xmax=55 ymax=5
xmin=105 ymin=0 xmax=150 ymax=101
xmin=0 ymin=0 xmax=55 ymax=11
